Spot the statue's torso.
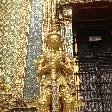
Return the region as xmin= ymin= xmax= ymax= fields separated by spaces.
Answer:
xmin=41 ymin=51 xmax=67 ymax=87
xmin=44 ymin=50 xmax=65 ymax=65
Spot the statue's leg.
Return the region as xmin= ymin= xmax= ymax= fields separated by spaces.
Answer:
xmin=34 ymin=88 xmax=51 ymax=112
xmin=60 ymin=86 xmax=75 ymax=112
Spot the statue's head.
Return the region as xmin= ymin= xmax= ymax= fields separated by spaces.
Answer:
xmin=45 ymin=33 xmax=62 ymax=50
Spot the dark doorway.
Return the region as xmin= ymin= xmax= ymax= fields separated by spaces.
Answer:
xmin=72 ymin=1 xmax=112 ymax=112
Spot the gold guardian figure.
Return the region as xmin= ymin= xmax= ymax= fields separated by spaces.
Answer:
xmin=32 ymin=31 xmax=82 ymax=112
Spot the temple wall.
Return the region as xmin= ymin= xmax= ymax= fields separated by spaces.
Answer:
xmin=1 ymin=0 xmax=31 ymax=97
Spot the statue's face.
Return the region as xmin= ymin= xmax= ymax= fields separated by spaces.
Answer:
xmin=46 ymin=34 xmax=62 ymax=50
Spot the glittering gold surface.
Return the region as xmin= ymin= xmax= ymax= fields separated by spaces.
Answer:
xmin=1 ymin=0 xmax=31 ymax=97
xmin=31 ymin=0 xmax=84 ymax=111
xmin=32 ymin=31 xmax=83 ymax=111
xmin=0 ymin=0 xmax=84 ymax=111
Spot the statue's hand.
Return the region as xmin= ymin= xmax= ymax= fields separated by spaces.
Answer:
xmin=50 ymin=61 xmax=62 ymax=69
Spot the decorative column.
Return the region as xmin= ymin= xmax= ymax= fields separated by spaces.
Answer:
xmin=24 ymin=0 xmax=43 ymax=99
xmin=1 ymin=0 xmax=31 ymax=97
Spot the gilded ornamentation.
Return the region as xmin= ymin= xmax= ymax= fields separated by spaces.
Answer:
xmin=30 ymin=0 xmax=84 ymax=111
xmin=0 ymin=0 xmax=84 ymax=111
xmin=32 ymin=31 xmax=83 ymax=111
xmin=1 ymin=0 xmax=31 ymax=97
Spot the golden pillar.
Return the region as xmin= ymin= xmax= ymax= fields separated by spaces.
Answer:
xmin=0 ymin=0 xmax=31 ymax=97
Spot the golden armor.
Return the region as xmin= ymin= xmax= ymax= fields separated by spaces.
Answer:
xmin=32 ymin=32 xmax=80 ymax=112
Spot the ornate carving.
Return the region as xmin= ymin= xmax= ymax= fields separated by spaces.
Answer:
xmin=32 ymin=30 xmax=83 ymax=111
xmin=1 ymin=0 xmax=31 ymax=97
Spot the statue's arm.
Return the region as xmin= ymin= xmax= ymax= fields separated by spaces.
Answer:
xmin=60 ymin=62 xmax=73 ymax=75
xmin=60 ymin=53 xmax=75 ymax=75
xmin=34 ymin=54 xmax=51 ymax=75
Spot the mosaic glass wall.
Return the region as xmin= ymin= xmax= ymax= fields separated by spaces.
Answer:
xmin=23 ymin=0 xmax=43 ymax=99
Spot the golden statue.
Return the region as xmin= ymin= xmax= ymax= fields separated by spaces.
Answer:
xmin=31 ymin=0 xmax=84 ymax=110
xmin=32 ymin=30 xmax=83 ymax=112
